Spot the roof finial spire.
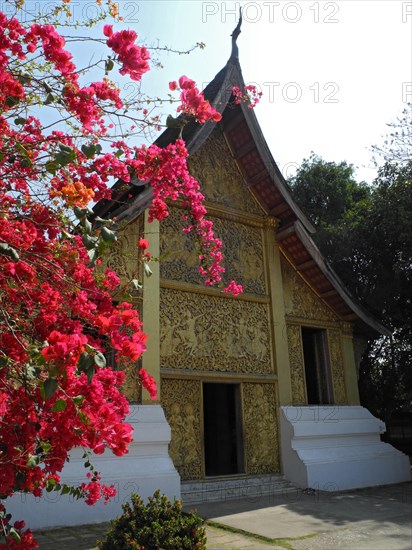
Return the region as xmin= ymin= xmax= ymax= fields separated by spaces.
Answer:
xmin=230 ymin=8 xmax=242 ymax=59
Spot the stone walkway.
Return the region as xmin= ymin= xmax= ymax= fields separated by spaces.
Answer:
xmin=32 ymin=481 xmax=412 ymax=549
xmin=33 ymin=522 xmax=282 ymax=549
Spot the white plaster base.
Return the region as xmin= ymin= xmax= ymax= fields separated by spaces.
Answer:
xmin=3 ymin=405 xmax=180 ymax=529
xmin=280 ymin=405 xmax=411 ymax=491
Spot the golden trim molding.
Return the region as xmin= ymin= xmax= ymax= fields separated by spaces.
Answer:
xmin=165 ymin=198 xmax=265 ymax=228
xmin=160 ymin=279 xmax=270 ymax=303
xmin=160 ymin=370 xmax=278 ymax=383
xmin=341 ymin=321 xmax=353 ymax=335
xmin=285 ymin=315 xmax=341 ymax=330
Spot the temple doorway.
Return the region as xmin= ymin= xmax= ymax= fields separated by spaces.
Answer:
xmin=301 ymin=328 xmax=333 ymax=405
xmin=203 ymin=383 xmax=244 ymax=476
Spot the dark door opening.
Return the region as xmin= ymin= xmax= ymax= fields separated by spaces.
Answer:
xmin=301 ymin=328 xmax=332 ymax=405
xmin=203 ymin=383 xmax=243 ymax=476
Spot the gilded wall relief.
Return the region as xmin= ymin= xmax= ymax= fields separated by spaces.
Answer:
xmin=188 ymin=127 xmax=264 ymax=215
xmin=161 ymin=378 xmax=202 ymax=481
xmin=119 ymin=360 xmax=142 ymax=403
xmin=328 ymin=328 xmax=347 ymax=404
xmin=286 ymin=324 xmax=307 ymax=404
xmin=243 ymin=383 xmax=280 ymax=474
xmin=106 ymin=218 xmax=143 ymax=284
xmin=160 ymin=289 xmax=272 ymax=374
xmin=159 ymin=207 xmax=266 ymax=295
xmin=101 ymin=218 xmax=144 ymax=402
xmin=281 ymin=258 xmax=337 ymax=322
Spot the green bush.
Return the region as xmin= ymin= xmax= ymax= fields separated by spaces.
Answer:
xmin=97 ymin=490 xmax=206 ymax=550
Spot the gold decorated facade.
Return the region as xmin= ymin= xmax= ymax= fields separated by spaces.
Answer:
xmin=150 ymin=128 xmax=354 ymax=481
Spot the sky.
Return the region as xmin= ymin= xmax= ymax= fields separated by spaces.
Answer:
xmin=128 ymin=0 xmax=412 ymax=183
xmin=15 ymin=0 xmax=412 ymax=183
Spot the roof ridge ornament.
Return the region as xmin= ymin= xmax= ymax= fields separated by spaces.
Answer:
xmin=230 ymin=8 xmax=242 ymax=60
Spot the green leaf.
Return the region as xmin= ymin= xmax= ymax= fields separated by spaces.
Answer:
xmin=45 ymin=160 xmax=58 ymax=174
xmin=87 ymin=247 xmax=99 ymax=266
xmin=8 ymin=528 xmax=21 ymax=543
xmin=0 ymin=243 xmax=19 ymax=261
xmin=105 ymin=58 xmax=114 ymax=74
xmin=59 ymin=144 xmax=74 ymax=153
xmin=40 ymin=441 xmax=52 ymax=453
xmin=85 ymin=365 xmax=94 ymax=383
xmin=44 ymin=92 xmax=54 ymax=105
xmin=42 ymin=82 xmax=53 ymax=93
xmin=72 ymin=395 xmax=84 ymax=406
xmin=14 ymin=117 xmax=26 ymax=125
xmin=78 ymin=352 xmax=95 ymax=383
xmin=100 ymin=226 xmax=117 ymax=242
xmin=27 ymin=454 xmax=39 ymax=468
xmin=17 ymin=73 xmax=31 ymax=85
xmin=74 ymin=206 xmax=87 ymax=219
xmin=55 ymin=144 xmax=76 ymax=167
xmin=61 ymin=484 xmax=71 ymax=495
xmin=20 ymin=158 xmax=31 ymax=168
xmin=81 ymin=144 xmax=96 ymax=159
xmin=16 ymin=142 xmax=31 ymax=166
xmin=84 ymin=217 xmax=92 ymax=235
xmin=43 ymin=378 xmax=58 ymax=399
xmin=53 ymin=398 xmax=67 ymax=412
xmin=5 ymin=96 xmax=20 ymax=108
xmin=78 ymin=351 xmax=93 ymax=371
xmin=94 ymin=352 xmax=106 ymax=368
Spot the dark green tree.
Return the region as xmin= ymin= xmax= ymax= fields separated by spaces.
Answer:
xmin=288 ymin=153 xmax=370 ymax=228
xmin=288 ymin=147 xmax=412 ymax=422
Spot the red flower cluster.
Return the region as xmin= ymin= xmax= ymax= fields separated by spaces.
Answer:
xmin=169 ymin=76 xmax=222 ymax=123
xmin=81 ymin=473 xmax=117 ymax=506
xmin=130 ymin=139 xmax=226 ymax=285
xmin=139 ymin=368 xmax=157 ymax=400
xmin=232 ymin=85 xmax=262 ymax=109
xmin=138 ymin=238 xmax=149 ymax=250
xmin=0 ymin=505 xmax=38 ymax=548
xmin=223 ymin=280 xmax=243 ymax=297
xmin=104 ymin=25 xmax=150 ymax=81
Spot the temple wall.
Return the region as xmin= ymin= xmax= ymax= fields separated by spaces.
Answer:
xmin=281 ymin=257 xmax=351 ymax=405
xmin=110 ymin=127 xmax=360 ymax=482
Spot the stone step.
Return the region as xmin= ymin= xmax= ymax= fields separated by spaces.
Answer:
xmin=181 ymin=474 xmax=297 ymax=505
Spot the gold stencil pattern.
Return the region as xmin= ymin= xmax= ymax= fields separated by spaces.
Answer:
xmin=159 ymin=207 xmax=266 ymax=295
xmin=160 ymin=288 xmax=272 ymax=373
xmin=328 ymin=329 xmax=347 ymax=404
xmin=243 ymin=383 xmax=280 ymax=474
xmin=188 ymin=127 xmax=264 ymax=215
xmin=107 ymin=218 xmax=143 ymax=283
xmin=286 ymin=324 xmax=307 ymax=404
xmin=281 ymin=258 xmax=337 ymax=322
xmin=161 ymin=378 xmax=203 ymax=480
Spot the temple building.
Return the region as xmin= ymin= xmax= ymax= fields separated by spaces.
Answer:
xmin=96 ymin=20 xmax=410 ymax=502
xmin=8 ymin=21 xmax=410 ymax=529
